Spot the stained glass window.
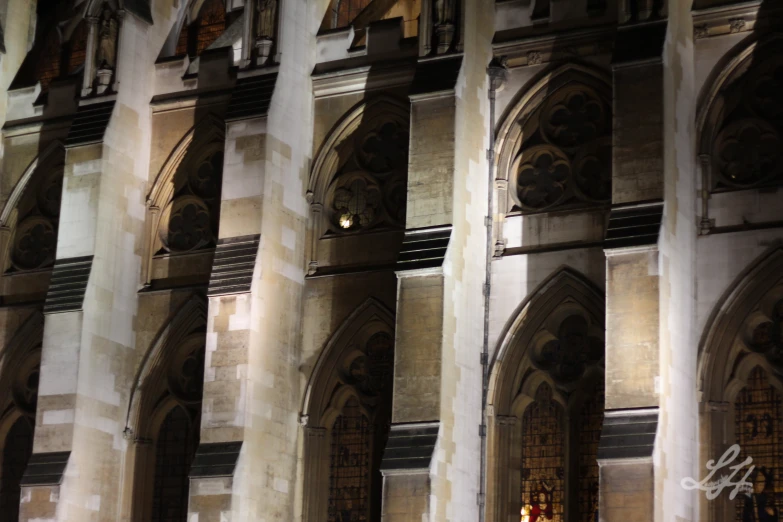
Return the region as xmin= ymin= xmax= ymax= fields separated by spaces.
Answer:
xmin=329 ymin=397 xmax=371 ymax=522
xmin=332 ymin=0 xmax=372 ymax=29
xmin=0 ymin=417 xmax=34 ymax=522
xmin=66 ymin=20 xmax=88 ymax=75
xmin=195 ymin=0 xmax=226 ymax=56
xmin=151 ymin=406 xmax=198 ymax=522
xmin=35 ymin=29 xmax=61 ymax=91
xmin=734 ymin=367 xmax=783 ymax=521
xmin=520 ymin=384 xmax=565 ymax=522
xmin=578 ymin=387 xmax=603 ymax=522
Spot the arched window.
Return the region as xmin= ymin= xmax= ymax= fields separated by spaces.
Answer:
xmin=128 ymin=315 xmax=206 ymax=522
xmin=6 ymin=155 xmax=64 ymax=273
xmin=0 ymin=322 xmax=41 ymax=522
xmin=698 ymin=39 xmax=783 ymax=191
xmin=520 ymin=384 xmax=565 ymax=520
xmin=158 ymin=149 xmax=224 ymax=255
xmin=326 ymin=332 xmax=392 ymax=522
xmin=301 ymin=301 xmax=395 ymax=522
xmin=697 ymin=249 xmax=783 ymax=522
xmin=488 ymin=271 xmax=604 ymax=522
xmin=0 ymin=417 xmax=34 ymax=522
xmin=493 ymin=66 xmax=612 ymax=221
xmin=152 ymin=406 xmax=199 ymax=522
xmin=175 ymin=0 xmax=227 ymax=58
xmin=733 ymin=367 xmax=782 ymax=521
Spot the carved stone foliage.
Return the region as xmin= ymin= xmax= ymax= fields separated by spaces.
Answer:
xmin=326 ymin=119 xmax=408 ymax=234
xmin=11 ymin=165 xmax=64 ymax=271
xmin=530 ymin=314 xmax=603 ymax=386
xmin=748 ymin=297 xmax=783 ymax=370
xmin=340 ymin=332 xmax=394 ymax=401
xmin=158 ymin=151 xmax=223 ymax=254
xmin=511 ymin=85 xmax=611 ymax=212
xmin=710 ymin=48 xmax=783 ymax=190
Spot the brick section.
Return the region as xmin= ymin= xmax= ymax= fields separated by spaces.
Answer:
xmin=393 ymin=274 xmax=443 ymax=423
xmin=605 ymin=250 xmax=660 ymax=410
xmin=612 ymin=64 xmax=663 ymax=204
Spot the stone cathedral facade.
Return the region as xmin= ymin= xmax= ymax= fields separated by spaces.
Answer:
xmin=0 ymin=0 xmax=779 ymax=521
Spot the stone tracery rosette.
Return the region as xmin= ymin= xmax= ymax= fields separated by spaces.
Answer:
xmin=511 ymin=84 xmax=611 ymax=212
xmin=10 ymin=164 xmax=64 ymax=271
xmin=326 ymin=118 xmax=409 ymax=233
xmin=158 ymin=151 xmax=223 ymax=254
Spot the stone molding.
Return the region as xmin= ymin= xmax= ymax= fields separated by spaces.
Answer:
xmin=692 ymin=1 xmax=762 ymax=40
xmin=43 ymin=256 xmax=93 ymax=314
xmin=597 ymin=407 xmax=658 ymax=461
xmin=20 ymin=451 xmax=70 ymax=487
xmin=207 ymin=234 xmax=261 ymax=296
xmin=379 ymin=421 xmax=439 ymax=474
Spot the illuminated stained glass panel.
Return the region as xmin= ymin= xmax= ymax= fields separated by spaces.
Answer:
xmin=735 ymin=367 xmax=783 ymax=522
xmin=152 ymin=406 xmax=197 ymax=522
xmin=195 ymin=0 xmax=226 ymax=56
xmin=334 ymin=0 xmax=372 ymax=29
xmin=578 ymin=387 xmax=603 ymax=522
xmin=329 ymin=397 xmax=371 ymax=522
xmin=521 ymin=384 xmax=565 ymax=522
xmin=35 ymin=29 xmax=61 ymax=92
xmin=0 ymin=417 xmax=33 ymax=522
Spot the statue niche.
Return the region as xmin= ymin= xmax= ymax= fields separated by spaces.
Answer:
xmin=254 ymin=0 xmax=278 ymax=66
xmin=93 ymin=6 xmax=119 ymax=94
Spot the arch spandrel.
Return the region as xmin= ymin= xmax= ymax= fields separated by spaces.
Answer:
xmin=301 ymin=297 xmax=395 ymax=427
xmin=489 ymin=266 xmax=605 ymax=416
xmin=698 ymin=247 xmax=783 ymax=403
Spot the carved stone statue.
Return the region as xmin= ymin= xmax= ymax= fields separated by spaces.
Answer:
xmin=96 ymin=7 xmax=118 ymax=69
xmin=254 ymin=0 xmax=277 ymax=66
xmin=434 ymin=0 xmax=456 ymax=54
xmin=255 ymin=0 xmax=277 ymax=39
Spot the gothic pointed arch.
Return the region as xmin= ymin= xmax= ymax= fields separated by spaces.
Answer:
xmin=0 ymin=140 xmax=65 ymax=273
xmin=167 ymin=0 xmax=228 ymax=59
xmin=494 ymin=63 xmax=612 ymax=217
xmin=10 ymin=0 xmax=90 ymax=93
xmin=697 ymin=247 xmax=783 ymax=521
xmin=125 ymin=294 xmax=207 ymax=522
xmin=143 ymin=114 xmax=225 ymax=284
xmin=696 ymin=33 xmax=783 ymax=191
xmin=307 ymin=96 xmax=409 ymax=273
xmin=487 ymin=267 xmax=605 ymax=522
xmin=300 ymin=297 xmax=396 ymax=522
xmin=0 ymin=312 xmax=43 ymax=522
